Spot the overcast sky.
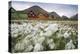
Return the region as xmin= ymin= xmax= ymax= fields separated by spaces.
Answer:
xmin=11 ymin=1 xmax=78 ymax=17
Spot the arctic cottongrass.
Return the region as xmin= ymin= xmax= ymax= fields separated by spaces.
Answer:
xmin=24 ymin=45 xmax=33 ymax=52
xmin=14 ymin=42 xmax=25 ymax=52
xmin=49 ymin=42 xmax=55 ymax=49
xmin=45 ymin=24 xmax=58 ymax=33
xmin=33 ymin=43 xmax=44 ymax=52
xmin=63 ymin=31 xmax=70 ymax=39
xmin=65 ymin=40 xmax=75 ymax=49
xmin=11 ymin=21 xmax=78 ymax=52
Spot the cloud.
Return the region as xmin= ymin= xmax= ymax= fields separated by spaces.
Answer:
xmin=12 ymin=1 xmax=78 ymax=17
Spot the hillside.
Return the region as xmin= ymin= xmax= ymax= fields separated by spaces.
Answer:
xmin=70 ymin=14 xmax=78 ymax=20
xmin=9 ymin=5 xmax=78 ymax=21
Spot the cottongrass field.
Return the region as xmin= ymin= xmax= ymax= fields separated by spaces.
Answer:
xmin=10 ymin=20 xmax=78 ymax=53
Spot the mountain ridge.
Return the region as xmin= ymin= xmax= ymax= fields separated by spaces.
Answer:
xmin=10 ymin=5 xmax=78 ymax=20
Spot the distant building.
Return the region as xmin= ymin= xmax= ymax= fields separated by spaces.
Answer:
xmin=28 ymin=11 xmax=38 ymax=18
xmin=27 ymin=10 xmax=49 ymax=20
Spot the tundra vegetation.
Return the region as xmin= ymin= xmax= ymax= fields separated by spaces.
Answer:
xmin=10 ymin=20 xmax=78 ymax=53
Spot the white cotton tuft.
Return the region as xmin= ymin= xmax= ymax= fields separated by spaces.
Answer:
xmin=47 ymin=39 xmax=53 ymax=44
xmin=33 ymin=43 xmax=44 ymax=52
xmin=43 ymin=31 xmax=53 ymax=37
xmin=47 ymin=39 xmax=55 ymax=49
xmin=37 ymin=37 xmax=45 ymax=44
xmin=45 ymin=24 xmax=58 ymax=33
xmin=63 ymin=31 xmax=70 ymax=39
xmin=14 ymin=42 xmax=25 ymax=51
xmin=65 ymin=40 xmax=75 ymax=49
xmin=49 ymin=43 xmax=55 ymax=49
xmin=24 ymin=45 xmax=33 ymax=52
